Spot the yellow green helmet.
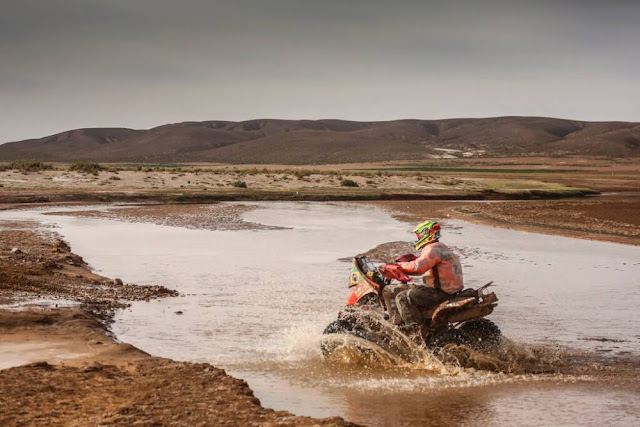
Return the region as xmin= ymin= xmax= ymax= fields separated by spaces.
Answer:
xmin=413 ymin=220 xmax=441 ymax=250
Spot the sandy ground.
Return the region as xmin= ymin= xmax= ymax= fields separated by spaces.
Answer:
xmin=0 ymin=163 xmax=605 ymax=205
xmin=0 ymin=223 xmax=354 ymax=426
xmin=367 ymin=197 xmax=640 ymax=246
xmin=0 ymin=168 xmax=487 ymax=193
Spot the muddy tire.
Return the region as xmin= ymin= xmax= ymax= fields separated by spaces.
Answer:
xmin=321 ymin=319 xmax=373 ymax=356
xmin=459 ymin=319 xmax=502 ymax=348
xmin=323 ymin=319 xmax=353 ymax=335
xmin=428 ymin=329 xmax=472 ymax=349
xmin=322 ymin=318 xmax=371 ymax=339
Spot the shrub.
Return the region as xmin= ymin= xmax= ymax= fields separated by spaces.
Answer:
xmin=341 ymin=179 xmax=359 ymax=187
xmin=8 ymin=160 xmax=53 ymax=172
xmin=232 ymin=180 xmax=247 ymax=188
xmin=440 ymin=178 xmax=462 ymax=186
xmin=69 ymin=162 xmax=105 ymax=175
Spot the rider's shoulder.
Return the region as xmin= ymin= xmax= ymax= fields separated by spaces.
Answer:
xmin=422 ymin=241 xmax=445 ymax=253
xmin=427 ymin=241 xmax=448 ymax=252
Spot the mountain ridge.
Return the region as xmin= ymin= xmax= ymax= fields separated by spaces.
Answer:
xmin=1 ymin=116 xmax=638 ymax=164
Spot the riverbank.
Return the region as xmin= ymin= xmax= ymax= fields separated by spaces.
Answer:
xmin=0 ymin=223 xmax=354 ymax=426
xmin=368 ymin=197 xmax=640 ymax=246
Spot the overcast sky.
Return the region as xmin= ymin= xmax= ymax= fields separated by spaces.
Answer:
xmin=1 ymin=0 xmax=639 ymax=143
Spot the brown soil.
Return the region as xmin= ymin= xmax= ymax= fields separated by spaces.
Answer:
xmin=368 ymin=197 xmax=640 ymax=246
xmin=0 ymin=358 xmax=352 ymax=426
xmin=356 ymin=241 xmax=416 ymax=263
xmin=0 ymin=224 xmax=353 ymax=426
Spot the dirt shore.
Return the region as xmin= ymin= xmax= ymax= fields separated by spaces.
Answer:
xmin=367 ymin=197 xmax=640 ymax=246
xmin=0 ymin=223 xmax=354 ymax=426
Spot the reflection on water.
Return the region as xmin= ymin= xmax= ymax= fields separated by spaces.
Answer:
xmin=2 ymin=202 xmax=639 ymax=425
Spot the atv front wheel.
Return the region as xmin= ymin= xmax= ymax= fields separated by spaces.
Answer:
xmin=322 ymin=318 xmax=369 ymax=339
xmin=323 ymin=319 xmax=353 ymax=335
xmin=459 ymin=319 xmax=502 ymax=348
xmin=428 ymin=329 xmax=472 ymax=349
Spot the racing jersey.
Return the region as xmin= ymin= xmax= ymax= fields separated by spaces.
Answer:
xmin=397 ymin=241 xmax=463 ymax=294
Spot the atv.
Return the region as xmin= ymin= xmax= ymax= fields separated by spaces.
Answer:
xmin=322 ymin=255 xmax=501 ymax=358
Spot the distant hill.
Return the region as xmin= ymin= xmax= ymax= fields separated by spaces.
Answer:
xmin=0 ymin=117 xmax=638 ymax=164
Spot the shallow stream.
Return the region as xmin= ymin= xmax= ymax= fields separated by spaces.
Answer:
xmin=2 ymin=202 xmax=639 ymax=425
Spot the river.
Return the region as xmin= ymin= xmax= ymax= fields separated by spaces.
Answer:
xmin=2 ymin=202 xmax=639 ymax=426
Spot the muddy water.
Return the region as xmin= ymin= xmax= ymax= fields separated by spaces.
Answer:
xmin=2 ymin=202 xmax=640 ymax=426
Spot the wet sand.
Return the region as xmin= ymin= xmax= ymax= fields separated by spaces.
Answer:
xmin=45 ymin=203 xmax=286 ymax=231
xmin=0 ymin=357 xmax=352 ymax=426
xmin=0 ymin=224 xmax=353 ymax=426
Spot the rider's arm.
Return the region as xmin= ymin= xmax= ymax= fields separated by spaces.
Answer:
xmin=396 ymin=246 xmax=440 ymax=275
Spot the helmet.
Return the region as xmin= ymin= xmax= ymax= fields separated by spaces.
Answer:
xmin=413 ymin=220 xmax=441 ymax=250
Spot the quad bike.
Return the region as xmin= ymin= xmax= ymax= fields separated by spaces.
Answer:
xmin=321 ymin=255 xmax=501 ymax=357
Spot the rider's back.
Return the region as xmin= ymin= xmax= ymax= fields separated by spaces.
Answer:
xmin=397 ymin=242 xmax=463 ymax=294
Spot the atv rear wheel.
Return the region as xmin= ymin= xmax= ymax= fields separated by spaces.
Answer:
xmin=459 ymin=319 xmax=502 ymax=348
xmin=428 ymin=329 xmax=472 ymax=350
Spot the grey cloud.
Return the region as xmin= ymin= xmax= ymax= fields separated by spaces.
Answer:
xmin=0 ymin=0 xmax=639 ymax=142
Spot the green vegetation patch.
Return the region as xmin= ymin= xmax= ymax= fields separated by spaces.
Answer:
xmin=69 ymin=162 xmax=106 ymax=175
xmin=0 ymin=160 xmax=54 ymax=172
xmin=371 ymin=166 xmax=581 ymax=174
xmin=340 ymin=179 xmax=359 ymax=187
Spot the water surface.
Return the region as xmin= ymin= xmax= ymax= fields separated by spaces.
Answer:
xmin=2 ymin=202 xmax=639 ymax=425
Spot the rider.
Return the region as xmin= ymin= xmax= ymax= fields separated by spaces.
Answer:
xmin=393 ymin=220 xmax=464 ymax=328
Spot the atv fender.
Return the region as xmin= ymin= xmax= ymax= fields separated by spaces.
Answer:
xmin=430 ymin=297 xmax=477 ymax=322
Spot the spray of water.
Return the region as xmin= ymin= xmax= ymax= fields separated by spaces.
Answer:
xmin=251 ymin=304 xmax=592 ymax=393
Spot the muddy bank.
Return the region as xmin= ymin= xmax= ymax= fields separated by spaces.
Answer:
xmin=0 ymin=224 xmax=353 ymax=426
xmin=0 ymin=221 xmax=176 ymax=323
xmin=0 ymin=359 xmax=353 ymax=426
xmin=368 ymin=198 xmax=640 ymax=246
xmin=46 ymin=203 xmax=286 ymax=231
xmin=0 ymin=310 xmax=353 ymax=426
